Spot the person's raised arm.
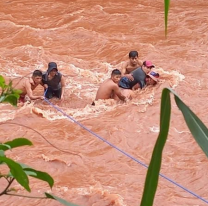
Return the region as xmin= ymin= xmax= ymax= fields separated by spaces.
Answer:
xmin=60 ymin=76 xmax=66 ymax=100
xmin=25 ymin=80 xmax=44 ymax=100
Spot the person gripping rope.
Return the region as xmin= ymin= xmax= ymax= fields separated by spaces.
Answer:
xmin=14 ymin=70 xmax=44 ymax=103
xmin=42 ymin=62 xmax=65 ymax=100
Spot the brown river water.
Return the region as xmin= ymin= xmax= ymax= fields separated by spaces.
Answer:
xmin=0 ymin=0 xmax=208 ymax=205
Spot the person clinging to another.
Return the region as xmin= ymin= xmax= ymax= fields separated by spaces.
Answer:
xmin=92 ymin=69 xmax=126 ymax=105
xmin=42 ymin=62 xmax=65 ymax=100
xmin=132 ymin=71 xmax=160 ymax=90
xmin=14 ymin=70 xmax=44 ymax=103
xmin=119 ymin=60 xmax=155 ymax=90
xmin=113 ymin=70 xmax=160 ymax=101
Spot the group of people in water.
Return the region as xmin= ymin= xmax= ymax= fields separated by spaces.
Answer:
xmin=15 ymin=62 xmax=66 ymax=103
xmin=14 ymin=51 xmax=160 ymax=104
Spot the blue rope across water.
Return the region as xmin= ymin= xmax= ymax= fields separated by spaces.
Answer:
xmin=43 ymin=95 xmax=208 ymax=204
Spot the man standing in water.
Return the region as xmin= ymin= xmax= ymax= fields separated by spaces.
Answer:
xmin=14 ymin=70 xmax=44 ymax=102
xmin=42 ymin=62 xmax=65 ymax=100
xmin=121 ymin=50 xmax=143 ymax=80
xmin=92 ymin=69 xmax=126 ymax=105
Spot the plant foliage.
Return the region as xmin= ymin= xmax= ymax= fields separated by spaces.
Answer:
xmin=0 ymin=75 xmax=79 ymax=205
xmin=140 ymin=88 xmax=208 ymax=206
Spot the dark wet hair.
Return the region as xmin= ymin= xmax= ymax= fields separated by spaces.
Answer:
xmin=129 ymin=51 xmax=138 ymax=58
xmin=32 ymin=70 xmax=42 ymax=77
xmin=143 ymin=61 xmax=147 ymax=66
xmin=111 ymin=69 xmax=121 ymax=76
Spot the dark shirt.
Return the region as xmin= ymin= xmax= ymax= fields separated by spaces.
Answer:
xmin=129 ymin=67 xmax=146 ymax=88
xmin=119 ymin=67 xmax=146 ymax=89
xmin=42 ymin=72 xmax=62 ymax=90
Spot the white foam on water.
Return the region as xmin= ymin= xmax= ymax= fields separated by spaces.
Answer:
xmin=174 ymin=127 xmax=190 ymax=134
xmin=149 ymin=126 xmax=160 ymax=133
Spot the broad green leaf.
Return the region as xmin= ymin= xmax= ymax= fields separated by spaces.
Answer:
xmin=140 ymin=88 xmax=208 ymax=206
xmin=24 ymin=168 xmax=54 ymax=188
xmin=18 ymin=163 xmax=54 ymax=188
xmin=0 ymin=156 xmax=30 ymax=192
xmin=164 ymin=0 xmax=170 ymax=36
xmin=0 ymin=150 xmax=5 ymax=162
xmin=0 ymin=144 xmax=11 ymax=151
xmin=140 ymin=89 xmax=171 ymax=206
xmin=164 ymin=88 xmax=208 ymax=157
xmin=45 ymin=193 xmax=79 ymax=206
xmin=2 ymin=138 xmax=32 ymax=151
xmin=173 ymin=95 xmax=208 ymax=157
xmin=7 ymin=163 xmax=54 ymax=188
xmin=0 ymin=150 xmax=5 ymax=156
xmin=3 ymin=94 xmax=19 ymax=106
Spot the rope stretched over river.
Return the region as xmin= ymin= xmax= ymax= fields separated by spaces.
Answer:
xmin=43 ymin=96 xmax=208 ymax=205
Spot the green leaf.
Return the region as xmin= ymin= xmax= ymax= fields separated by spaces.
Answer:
xmin=1 ymin=138 xmax=33 ymax=151
xmin=164 ymin=0 xmax=170 ymax=36
xmin=0 ymin=150 xmax=5 ymax=164
xmin=0 ymin=95 xmax=6 ymax=102
xmin=23 ymin=168 xmax=54 ymax=188
xmin=140 ymin=89 xmax=171 ymax=206
xmin=0 ymin=75 xmax=6 ymax=88
xmin=140 ymin=88 xmax=208 ymax=206
xmin=0 ymin=144 xmax=11 ymax=151
xmin=18 ymin=163 xmax=54 ymax=188
xmin=0 ymin=150 xmax=5 ymax=157
xmin=0 ymin=156 xmax=30 ymax=192
xmin=0 ymin=76 xmax=22 ymax=106
xmin=45 ymin=193 xmax=79 ymax=206
xmin=0 ymin=150 xmax=5 ymax=163
xmin=13 ymin=89 xmax=22 ymax=95
xmin=173 ymin=94 xmax=208 ymax=157
xmin=2 ymin=94 xmax=19 ymax=106
xmin=8 ymin=81 xmax=13 ymax=87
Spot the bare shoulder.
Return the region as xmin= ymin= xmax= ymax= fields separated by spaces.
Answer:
xmin=123 ymin=61 xmax=129 ymax=67
xmin=25 ymin=78 xmax=33 ymax=89
xmin=138 ymin=59 xmax=143 ymax=66
xmin=111 ymin=81 xmax=119 ymax=89
xmin=25 ymin=78 xmax=31 ymax=85
xmin=103 ymin=79 xmax=116 ymax=88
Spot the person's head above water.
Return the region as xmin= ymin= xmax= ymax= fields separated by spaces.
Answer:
xmin=48 ymin=62 xmax=58 ymax=72
xmin=129 ymin=51 xmax=138 ymax=58
xmin=32 ymin=70 xmax=42 ymax=77
xmin=111 ymin=69 xmax=122 ymax=84
xmin=142 ymin=60 xmax=155 ymax=74
xmin=146 ymin=71 xmax=160 ymax=85
xmin=32 ymin=70 xmax=42 ymax=85
xmin=129 ymin=51 xmax=139 ymax=66
xmin=47 ymin=62 xmax=58 ymax=77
